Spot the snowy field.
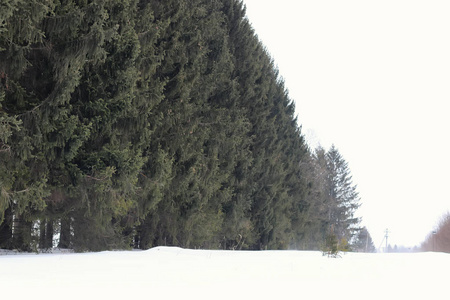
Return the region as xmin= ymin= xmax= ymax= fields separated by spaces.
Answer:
xmin=1 ymin=247 xmax=448 ymax=299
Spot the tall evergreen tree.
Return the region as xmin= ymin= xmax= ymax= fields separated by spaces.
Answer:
xmin=291 ymin=148 xmax=329 ymax=250
xmin=325 ymin=145 xmax=361 ymax=243
xmin=222 ymin=0 xmax=311 ymax=250
xmin=0 ymin=0 xmax=57 ymax=250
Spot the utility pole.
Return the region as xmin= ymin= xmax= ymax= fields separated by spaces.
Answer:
xmin=385 ymin=228 xmax=389 ymax=252
xmin=377 ymin=228 xmax=390 ymax=252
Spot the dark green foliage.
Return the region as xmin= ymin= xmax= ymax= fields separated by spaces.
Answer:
xmin=322 ymin=232 xmax=340 ymax=257
xmin=294 ymin=145 xmax=362 ymax=250
xmin=321 ymin=229 xmax=351 ymax=257
xmin=0 ymin=0 xmax=362 ymax=251
xmin=325 ymin=145 xmax=361 ymax=243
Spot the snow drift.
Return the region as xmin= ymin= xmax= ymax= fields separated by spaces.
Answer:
xmin=1 ymin=247 xmax=448 ymax=299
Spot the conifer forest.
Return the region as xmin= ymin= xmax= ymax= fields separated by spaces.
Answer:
xmin=0 ymin=0 xmax=364 ymax=252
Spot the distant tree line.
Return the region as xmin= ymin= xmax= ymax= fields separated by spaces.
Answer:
xmin=0 ymin=0 xmax=363 ymax=252
xmin=421 ymin=212 xmax=450 ymax=253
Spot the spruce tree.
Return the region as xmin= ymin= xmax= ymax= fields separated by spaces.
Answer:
xmin=325 ymin=145 xmax=361 ymax=244
xmin=353 ymin=227 xmax=376 ymax=252
xmin=0 ymin=0 xmax=56 ymax=250
xmin=293 ymin=147 xmax=333 ymax=250
xmin=222 ymin=0 xmax=311 ymax=250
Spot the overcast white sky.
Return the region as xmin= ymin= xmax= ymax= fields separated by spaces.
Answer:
xmin=243 ymin=0 xmax=450 ymax=249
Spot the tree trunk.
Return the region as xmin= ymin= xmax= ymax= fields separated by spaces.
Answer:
xmin=13 ymin=214 xmax=32 ymax=251
xmin=45 ymin=219 xmax=53 ymax=249
xmin=58 ymin=217 xmax=71 ymax=249
xmin=39 ymin=220 xmax=46 ymax=249
xmin=0 ymin=207 xmax=13 ymax=249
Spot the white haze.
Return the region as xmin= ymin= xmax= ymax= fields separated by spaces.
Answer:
xmin=243 ymin=0 xmax=450 ymax=248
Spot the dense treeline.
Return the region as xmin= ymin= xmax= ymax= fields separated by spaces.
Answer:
xmin=0 ymin=0 xmax=361 ymax=252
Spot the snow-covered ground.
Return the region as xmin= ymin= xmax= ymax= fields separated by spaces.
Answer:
xmin=1 ymin=247 xmax=448 ymax=299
